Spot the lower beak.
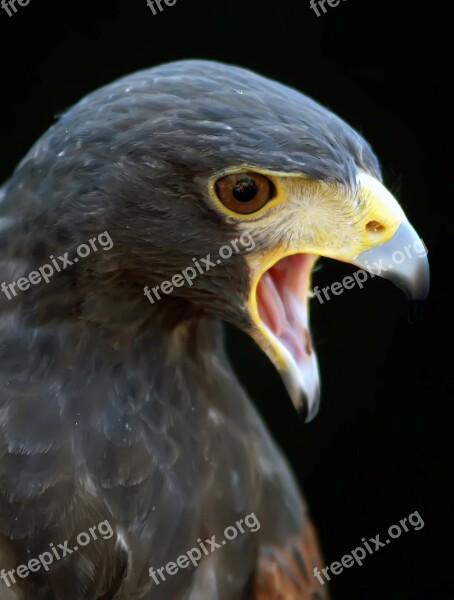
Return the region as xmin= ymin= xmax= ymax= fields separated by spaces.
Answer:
xmin=246 ymin=173 xmax=430 ymax=422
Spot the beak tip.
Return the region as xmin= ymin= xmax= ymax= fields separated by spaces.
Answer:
xmin=298 ymin=388 xmax=321 ymax=423
xmin=298 ymin=403 xmax=308 ymax=422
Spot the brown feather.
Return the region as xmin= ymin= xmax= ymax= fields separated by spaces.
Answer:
xmin=254 ymin=521 xmax=328 ymax=599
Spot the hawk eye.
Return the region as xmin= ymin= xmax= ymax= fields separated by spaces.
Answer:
xmin=215 ymin=173 xmax=275 ymax=214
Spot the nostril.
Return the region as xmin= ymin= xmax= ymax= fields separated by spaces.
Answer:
xmin=366 ymin=220 xmax=385 ymax=233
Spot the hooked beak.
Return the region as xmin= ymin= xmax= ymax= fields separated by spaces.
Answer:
xmin=353 ymin=220 xmax=430 ymax=301
xmin=245 ymin=172 xmax=430 ymax=422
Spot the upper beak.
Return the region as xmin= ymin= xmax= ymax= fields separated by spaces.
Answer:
xmin=246 ymin=171 xmax=430 ymax=422
xmin=353 ymin=220 xmax=430 ymax=301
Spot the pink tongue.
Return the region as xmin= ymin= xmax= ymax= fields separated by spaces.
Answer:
xmin=257 ymin=260 xmax=308 ymax=361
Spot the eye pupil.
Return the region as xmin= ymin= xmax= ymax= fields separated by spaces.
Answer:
xmin=232 ymin=176 xmax=258 ymax=202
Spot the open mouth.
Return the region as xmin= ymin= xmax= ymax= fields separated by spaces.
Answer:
xmin=251 ymin=253 xmax=321 ymax=420
xmin=241 ymin=173 xmax=430 ymax=423
xmin=257 ymin=254 xmax=317 ymax=362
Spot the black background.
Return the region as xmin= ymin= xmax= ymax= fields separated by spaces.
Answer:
xmin=0 ymin=1 xmax=452 ymax=598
